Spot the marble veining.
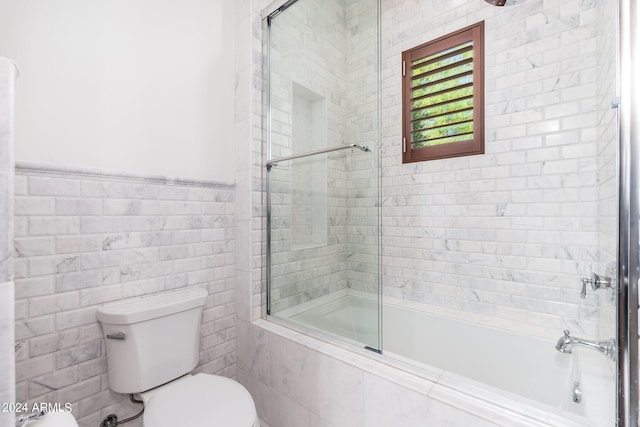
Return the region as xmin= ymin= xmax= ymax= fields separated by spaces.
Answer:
xmin=238 ymin=0 xmax=619 ymax=426
xmin=0 ymin=57 xmax=17 ymax=284
xmin=14 ymin=168 xmax=237 ymax=427
xmin=0 ymin=56 xmax=17 ymax=427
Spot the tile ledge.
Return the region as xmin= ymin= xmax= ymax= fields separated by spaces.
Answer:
xmin=15 ymin=162 xmax=235 ymax=188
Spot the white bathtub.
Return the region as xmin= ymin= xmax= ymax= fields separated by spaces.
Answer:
xmin=284 ymin=292 xmax=614 ymax=426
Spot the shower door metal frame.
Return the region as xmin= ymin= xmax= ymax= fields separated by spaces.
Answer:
xmin=263 ymin=0 xmax=383 ymax=353
xmin=617 ymin=0 xmax=640 ymax=425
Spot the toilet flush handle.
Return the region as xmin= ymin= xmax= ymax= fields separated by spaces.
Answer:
xmin=106 ymin=332 xmax=126 ymax=340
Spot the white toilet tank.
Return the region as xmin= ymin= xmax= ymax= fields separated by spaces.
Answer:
xmin=97 ymin=287 xmax=208 ymax=394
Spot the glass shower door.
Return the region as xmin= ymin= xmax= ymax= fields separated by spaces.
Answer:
xmin=265 ymin=0 xmax=381 ymax=351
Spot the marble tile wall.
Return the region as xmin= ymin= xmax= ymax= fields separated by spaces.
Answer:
xmin=260 ymin=0 xmax=616 ymax=338
xmin=12 ymin=167 xmax=237 ymax=427
xmin=267 ymin=0 xmax=382 ymax=313
xmin=237 ymin=319 xmax=588 ymax=427
xmin=0 ymin=283 xmax=15 ymax=427
xmin=0 ymin=57 xmax=17 ymax=427
xmin=344 ymin=0 xmax=381 ymax=294
xmin=379 ymin=0 xmax=610 ymax=337
xmin=267 ymin=0 xmax=351 ymax=313
xmin=0 ymin=58 xmax=16 ymax=283
xmin=236 ymin=0 xmax=619 ymax=425
xmin=231 ymin=0 xmax=257 ymax=324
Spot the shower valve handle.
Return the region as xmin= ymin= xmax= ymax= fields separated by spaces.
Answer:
xmin=580 ymin=278 xmax=589 ymax=299
xmin=580 ymin=273 xmax=614 ymax=299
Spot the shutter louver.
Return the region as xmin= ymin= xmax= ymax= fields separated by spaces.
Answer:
xmin=410 ymin=41 xmax=475 ymax=148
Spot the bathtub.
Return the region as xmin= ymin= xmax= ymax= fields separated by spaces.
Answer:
xmin=278 ymin=291 xmax=614 ymax=426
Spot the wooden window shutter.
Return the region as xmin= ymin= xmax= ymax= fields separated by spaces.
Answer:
xmin=402 ymin=22 xmax=485 ymax=163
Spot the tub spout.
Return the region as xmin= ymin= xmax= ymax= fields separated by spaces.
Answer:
xmin=555 ymin=330 xmax=616 ymax=361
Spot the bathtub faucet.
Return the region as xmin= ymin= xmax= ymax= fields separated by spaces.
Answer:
xmin=555 ymin=330 xmax=616 ymax=361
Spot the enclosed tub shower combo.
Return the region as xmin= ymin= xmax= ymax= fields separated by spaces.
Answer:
xmin=262 ymin=0 xmax=640 ymax=426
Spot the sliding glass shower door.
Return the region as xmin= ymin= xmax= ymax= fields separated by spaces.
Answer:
xmin=265 ymin=0 xmax=381 ymax=351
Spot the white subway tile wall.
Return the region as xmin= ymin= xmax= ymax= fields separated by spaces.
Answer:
xmin=236 ymin=0 xmax=619 ymax=426
xmin=267 ymin=0 xmax=381 ymax=315
xmin=378 ymin=0 xmax=613 ymax=337
xmin=267 ymin=0 xmax=352 ymax=313
xmin=257 ymin=0 xmax=616 ymax=338
xmin=13 ymin=169 xmax=236 ymax=427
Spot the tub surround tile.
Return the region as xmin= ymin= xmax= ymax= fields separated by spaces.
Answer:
xmin=237 ymin=319 xmax=270 ymax=384
xmin=268 ymin=333 xmax=319 ymax=410
xmin=242 ymin=319 xmax=594 ymax=427
xmin=312 ymin=355 xmax=364 ymax=427
xmin=238 ymin=367 xmax=311 ymax=427
xmin=363 ymin=374 xmax=484 ymax=427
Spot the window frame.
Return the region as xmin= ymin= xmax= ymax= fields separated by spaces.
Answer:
xmin=402 ymin=21 xmax=485 ymax=163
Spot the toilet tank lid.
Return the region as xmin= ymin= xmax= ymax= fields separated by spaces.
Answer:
xmin=97 ymin=287 xmax=208 ymax=325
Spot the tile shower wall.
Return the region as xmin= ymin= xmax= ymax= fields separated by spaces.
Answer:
xmin=268 ymin=0 xmax=349 ymax=313
xmin=12 ymin=167 xmax=236 ymax=427
xmin=268 ymin=0 xmax=382 ymax=313
xmin=236 ymin=0 xmax=619 ymax=423
xmin=266 ymin=0 xmax=615 ymax=337
xmin=380 ymin=0 xmax=609 ymax=336
xmin=344 ymin=0 xmax=381 ymax=294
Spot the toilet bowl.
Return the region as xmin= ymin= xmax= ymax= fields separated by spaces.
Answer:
xmin=97 ymin=287 xmax=258 ymax=427
xmin=19 ymin=411 xmax=78 ymax=427
xmin=141 ymin=374 xmax=259 ymax=427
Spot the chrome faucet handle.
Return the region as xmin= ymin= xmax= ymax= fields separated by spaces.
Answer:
xmin=580 ymin=278 xmax=589 ymax=299
xmin=580 ymin=272 xmax=615 ymax=298
xmin=563 ymin=329 xmax=571 ymax=337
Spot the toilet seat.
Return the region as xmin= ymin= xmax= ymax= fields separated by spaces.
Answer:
xmin=141 ymin=374 xmax=258 ymax=427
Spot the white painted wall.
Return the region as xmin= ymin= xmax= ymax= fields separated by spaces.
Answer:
xmin=0 ymin=0 xmax=236 ymax=183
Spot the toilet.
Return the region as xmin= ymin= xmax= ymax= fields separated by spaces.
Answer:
xmin=19 ymin=411 xmax=78 ymax=427
xmin=97 ymin=287 xmax=259 ymax=427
